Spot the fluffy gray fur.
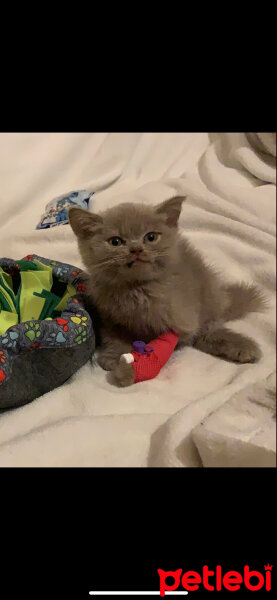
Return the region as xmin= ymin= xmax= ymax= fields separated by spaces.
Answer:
xmin=69 ymin=197 xmax=267 ymax=386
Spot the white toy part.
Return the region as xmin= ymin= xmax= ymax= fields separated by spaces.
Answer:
xmin=120 ymin=353 xmax=135 ymax=364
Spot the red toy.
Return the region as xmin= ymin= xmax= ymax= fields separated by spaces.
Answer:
xmin=120 ymin=331 xmax=179 ymax=383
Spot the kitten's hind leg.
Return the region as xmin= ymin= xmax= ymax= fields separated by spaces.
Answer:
xmin=193 ymin=326 xmax=262 ymax=364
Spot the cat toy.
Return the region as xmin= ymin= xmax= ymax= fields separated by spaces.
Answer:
xmin=120 ymin=331 xmax=179 ymax=383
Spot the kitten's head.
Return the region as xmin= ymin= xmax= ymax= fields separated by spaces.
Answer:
xmin=69 ymin=196 xmax=185 ymax=285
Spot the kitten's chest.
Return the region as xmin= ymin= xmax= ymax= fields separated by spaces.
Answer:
xmin=100 ymin=285 xmax=169 ymax=337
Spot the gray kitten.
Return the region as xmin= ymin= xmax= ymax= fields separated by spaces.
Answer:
xmin=69 ymin=197 xmax=266 ymax=386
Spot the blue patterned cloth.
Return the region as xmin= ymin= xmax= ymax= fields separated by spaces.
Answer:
xmin=36 ymin=189 xmax=94 ymax=229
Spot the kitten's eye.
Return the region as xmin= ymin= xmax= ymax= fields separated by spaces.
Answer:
xmin=144 ymin=232 xmax=160 ymax=243
xmin=108 ymin=236 xmax=123 ymax=247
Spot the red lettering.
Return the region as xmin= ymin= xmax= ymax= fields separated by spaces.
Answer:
xmin=158 ymin=569 xmax=182 ymax=597
xmin=244 ymin=566 xmax=264 ymax=591
xmin=223 ymin=571 xmax=243 ymax=591
xmin=181 ymin=571 xmax=201 ymax=591
xmin=265 ymin=570 xmax=272 ymax=591
xmin=158 ymin=565 xmax=269 ymax=594
xmin=202 ymin=565 xmax=215 ymax=591
xmin=216 ymin=565 xmax=222 ymax=591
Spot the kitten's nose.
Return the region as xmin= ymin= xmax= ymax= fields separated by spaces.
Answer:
xmin=130 ymin=247 xmax=143 ymax=254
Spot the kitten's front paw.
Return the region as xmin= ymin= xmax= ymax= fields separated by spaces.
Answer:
xmin=97 ymin=352 xmax=119 ymax=371
xmin=108 ymin=360 xmax=135 ymax=387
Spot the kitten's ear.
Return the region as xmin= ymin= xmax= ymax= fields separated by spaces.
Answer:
xmin=155 ymin=196 xmax=185 ymax=227
xmin=68 ymin=207 xmax=103 ymax=239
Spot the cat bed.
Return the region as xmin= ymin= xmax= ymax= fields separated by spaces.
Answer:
xmin=0 ymin=254 xmax=95 ymax=409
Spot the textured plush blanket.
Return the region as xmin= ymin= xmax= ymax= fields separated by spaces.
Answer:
xmin=0 ymin=132 xmax=275 ymax=466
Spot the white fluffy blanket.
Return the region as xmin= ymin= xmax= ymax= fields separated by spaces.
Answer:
xmin=0 ymin=132 xmax=275 ymax=467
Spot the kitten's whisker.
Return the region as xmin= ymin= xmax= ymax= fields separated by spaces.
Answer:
xmin=92 ymin=257 xmax=127 ymax=268
xmin=92 ymin=252 xmax=168 ymax=270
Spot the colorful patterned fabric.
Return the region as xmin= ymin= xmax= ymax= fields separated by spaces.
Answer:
xmin=0 ymin=254 xmax=95 ymax=409
xmin=36 ymin=189 xmax=94 ymax=229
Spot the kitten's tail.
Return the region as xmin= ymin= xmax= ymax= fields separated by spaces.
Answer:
xmin=223 ymin=282 xmax=268 ymax=321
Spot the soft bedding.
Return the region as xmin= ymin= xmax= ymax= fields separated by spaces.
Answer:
xmin=0 ymin=132 xmax=275 ymax=467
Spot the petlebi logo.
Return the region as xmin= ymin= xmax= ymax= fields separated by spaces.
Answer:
xmin=89 ymin=564 xmax=273 ymax=596
xmin=158 ymin=564 xmax=273 ymax=595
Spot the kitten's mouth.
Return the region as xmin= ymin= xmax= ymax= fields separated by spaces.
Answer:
xmin=126 ymin=258 xmax=150 ymax=268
